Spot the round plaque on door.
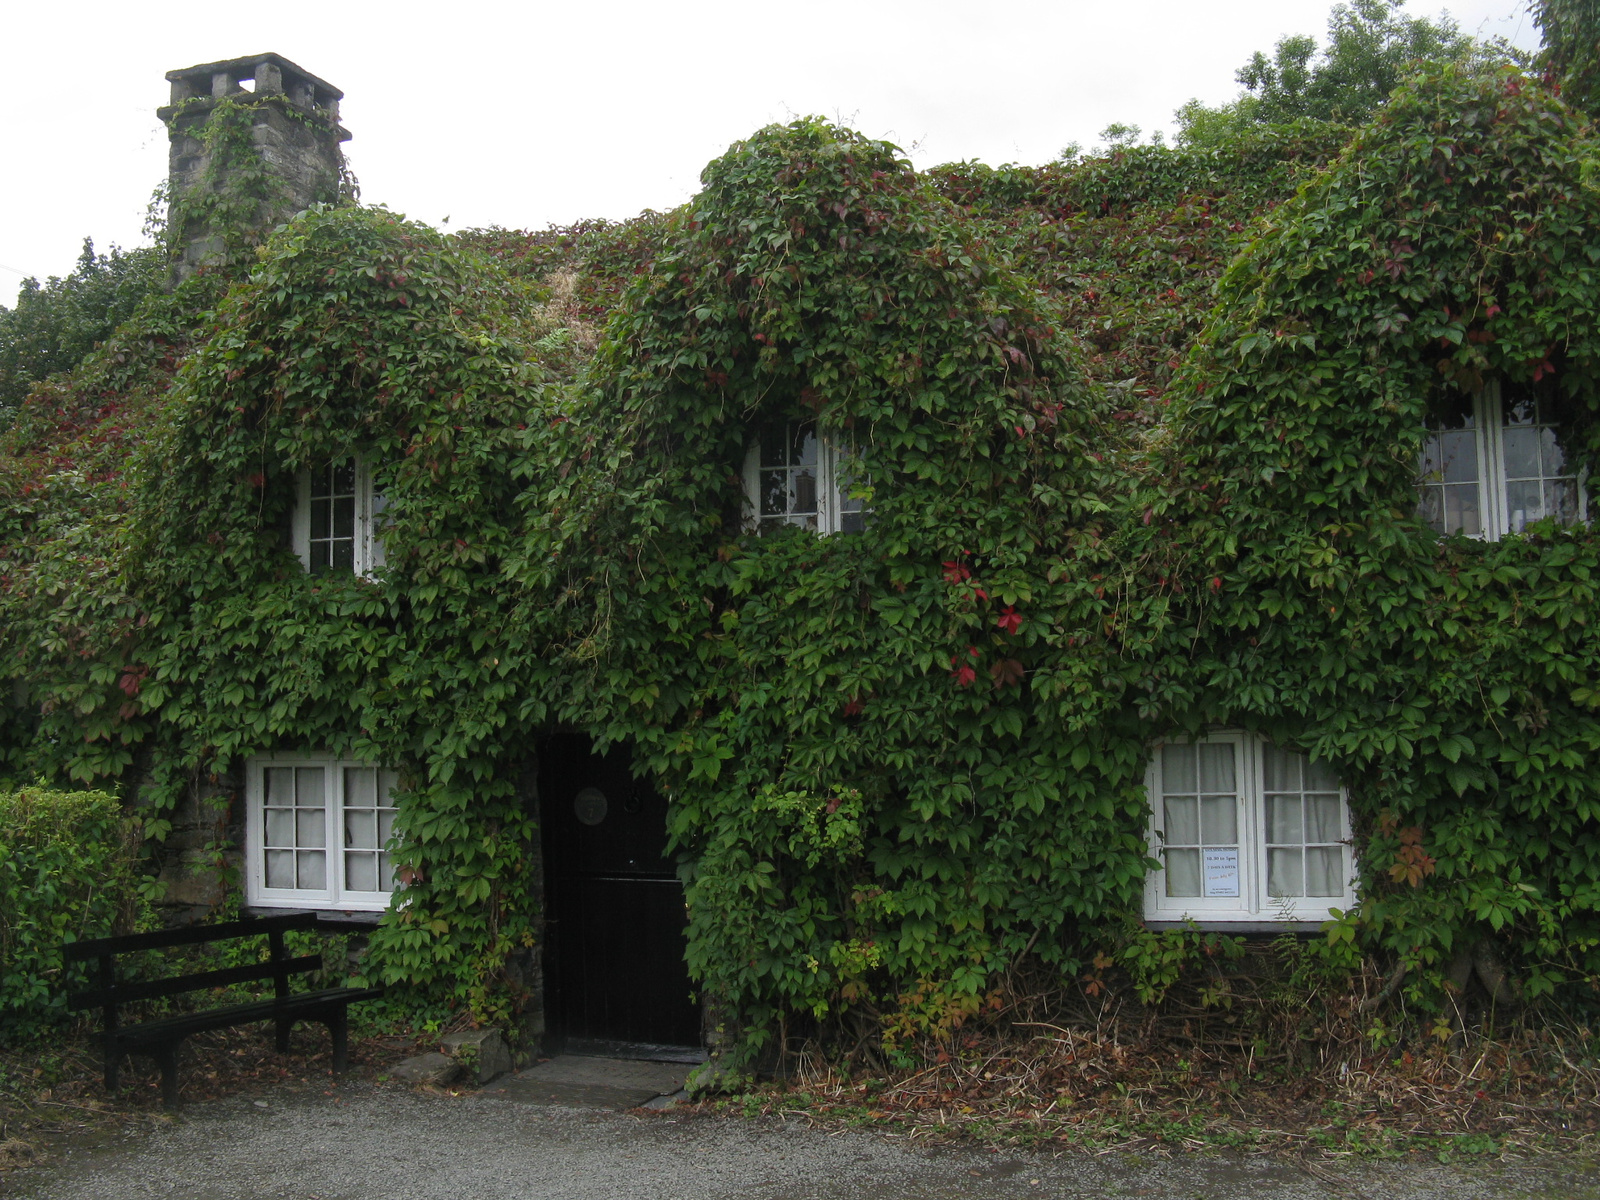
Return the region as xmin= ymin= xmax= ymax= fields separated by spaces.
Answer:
xmin=573 ymin=787 xmax=608 ymax=826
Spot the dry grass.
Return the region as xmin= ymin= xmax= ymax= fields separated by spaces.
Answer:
xmin=734 ymin=955 xmax=1600 ymax=1159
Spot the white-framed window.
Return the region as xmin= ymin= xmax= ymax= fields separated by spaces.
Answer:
xmin=1417 ymin=381 xmax=1586 ymax=538
xmin=292 ymin=457 xmax=387 ymax=576
xmin=244 ymin=755 xmax=399 ymax=912
xmin=1144 ymin=733 xmax=1357 ymax=925
xmin=743 ymin=421 xmax=868 ymax=535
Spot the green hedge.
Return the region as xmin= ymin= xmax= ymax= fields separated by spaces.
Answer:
xmin=0 ymin=787 xmax=150 ymax=1041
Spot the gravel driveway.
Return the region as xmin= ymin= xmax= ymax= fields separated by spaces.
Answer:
xmin=5 ymin=1081 xmax=1598 ymax=1200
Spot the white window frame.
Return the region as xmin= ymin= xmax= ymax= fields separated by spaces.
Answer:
xmin=1143 ymin=732 xmax=1357 ymax=926
xmin=292 ymin=455 xmax=387 ymax=577
xmin=1418 ymin=381 xmax=1588 ymax=540
xmin=244 ymin=754 xmax=399 ymax=912
xmin=742 ymin=421 xmax=868 ymax=535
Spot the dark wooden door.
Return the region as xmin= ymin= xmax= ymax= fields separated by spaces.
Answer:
xmin=539 ymin=735 xmax=701 ymax=1050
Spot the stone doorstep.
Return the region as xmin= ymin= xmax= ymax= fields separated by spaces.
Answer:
xmin=478 ymin=1055 xmax=694 ymax=1111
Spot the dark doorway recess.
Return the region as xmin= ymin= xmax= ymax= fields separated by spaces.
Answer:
xmin=538 ymin=734 xmax=701 ymax=1055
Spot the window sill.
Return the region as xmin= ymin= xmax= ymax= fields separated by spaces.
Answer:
xmin=1143 ymin=919 xmax=1328 ymax=935
xmin=242 ymin=906 xmax=385 ymax=930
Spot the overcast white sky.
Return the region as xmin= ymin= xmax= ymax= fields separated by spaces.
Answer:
xmin=3 ymin=0 xmax=1541 ymax=302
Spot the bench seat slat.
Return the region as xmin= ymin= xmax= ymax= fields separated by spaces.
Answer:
xmin=67 ymin=955 xmax=322 ymax=1011
xmin=107 ymin=987 xmax=384 ymax=1047
xmin=63 ymin=912 xmax=320 ymax=961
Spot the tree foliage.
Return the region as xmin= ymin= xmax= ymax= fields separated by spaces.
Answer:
xmin=0 ymin=239 xmax=163 ymax=416
xmin=1534 ymin=0 xmax=1600 ymax=116
xmin=1175 ymin=0 xmax=1494 ymax=147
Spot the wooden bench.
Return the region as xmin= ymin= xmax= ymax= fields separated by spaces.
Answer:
xmin=64 ymin=911 xmax=382 ymax=1107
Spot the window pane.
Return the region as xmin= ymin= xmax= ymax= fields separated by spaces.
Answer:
xmin=1164 ymin=848 xmax=1201 ymax=897
xmin=1500 ymin=387 xmax=1581 ymax=533
xmin=1267 ymin=847 xmax=1304 ymax=897
xmin=333 ymin=539 xmax=355 ymax=573
xmin=1163 ymin=796 xmax=1198 ymax=844
xmin=331 ymin=460 xmax=356 ymax=494
xmin=1305 ymin=846 xmax=1343 ymax=896
xmin=1266 ymin=796 xmax=1302 ymax=844
xmin=1551 ymin=478 xmax=1581 ymax=524
xmin=295 ymin=768 xmax=325 ymax=809
xmin=760 ymin=470 xmax=788 ymax=517
xmin=295 ymin=808 xmax=326 ymax=849
xmin=1506 ymin=480 xmax=1542 ymax=531
xmin=266 ymin=849 xmax=295 ymax=889
xmin=1306 ymin=793 xmax=1342 ymax=842
xmin=1262 ymin=744 xmax=1300 ymax=793
xmin=378 ymin=808 xmax=397 ymax=845
xmin=1502 ymin=424 xmax=1540 ymax=480
xmin=311 ymin=541 xmax=331 ymax=572
xmin=792 ymin=469 xmax=818 ymax=515
xmin=310 ymin=498 xmax=331 ymax=541
xmin=265 ymin=808 xmax=293 ymax=847
xmin=345 ymin=809 xmax=378 ymax=851
xmin=1444 ymin=484 xmax=1481 ymax=536
xmin=332 ymin=495 xmax=355 ymax=540
xmin=1437 ymin=430 xmax=1479 ymax=484
xmin=792 ymin=425 xmax=818 ymax=467
xmin=840 ymin=510 xmax=866 ymax=533
xmin=1416 ymin=486 xmax=1443 ymax=530
xmin=1199 ymin=743 xmax=1234 ymax=793
xmin=345 ymin=767 xmax=378 ymax=809
xmin=1418 ymin=396 xmax=1481 ymax=536
xmin=1305 ymin=758 xmax=1340 ymax=792
xmin=1161 ymin=745 xmax=1196 ymax=794
xmin=297 ymin=850 xmax=326 ymax=891
xmin=1540 ymin=425 xmax=1568 ymax=476
xmin=346 ymin=852 xmax=378 ymax=893
xmin=1200 ymin=795 xmax=1237 ymax=844
xmin=265 ymin=767 xmax=295 ymax=806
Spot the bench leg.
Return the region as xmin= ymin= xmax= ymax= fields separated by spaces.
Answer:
xmin=155 ymin=1043 xmax=181 ymax=1109
xmin=329 ymin=1008 xmax=350 ymax=1075
xmin=275 ymin=1014 xmax=292 ymax=1054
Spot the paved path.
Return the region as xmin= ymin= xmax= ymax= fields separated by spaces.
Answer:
xmin=6 ymin=1079 xmax=1599 ymax=1200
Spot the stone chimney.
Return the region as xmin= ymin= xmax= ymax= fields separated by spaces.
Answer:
xmin=158 ymin=53 xmax=351 ymax=286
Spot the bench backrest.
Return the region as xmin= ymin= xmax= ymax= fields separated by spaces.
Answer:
xmin=64 ymin=912 xmax=326 ymax=1017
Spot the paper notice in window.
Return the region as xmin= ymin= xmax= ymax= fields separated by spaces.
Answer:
xmin=1203 ymin=848 xmax=1240 ymax=897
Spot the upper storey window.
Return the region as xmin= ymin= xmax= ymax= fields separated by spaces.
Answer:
xmin=1418 ymin=383 xmax=1585 ymax=538
xmin=293 ymin=457 xmax=387 ymax=577
xmin=743 ymin=421 xmax=867 ymax=535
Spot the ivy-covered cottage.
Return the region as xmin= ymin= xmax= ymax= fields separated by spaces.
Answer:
xmin=4 ymin=49 xmax=1600 ymax=1062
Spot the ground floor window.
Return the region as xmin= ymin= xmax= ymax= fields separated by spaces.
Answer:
xmin=1143 ymin=732 xmax=1356 ymax=924
xmin=245 ymin=755 xmax=399 ymax=911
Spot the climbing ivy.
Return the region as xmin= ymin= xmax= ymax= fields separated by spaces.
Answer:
xmin=6 ymin=63 xmax=1600 ymax=1050
xmin=1135 ymin=63 xmax=1600 ymax=1009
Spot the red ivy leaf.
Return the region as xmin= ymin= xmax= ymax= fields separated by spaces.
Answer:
xmin=989 ymin=658 xmax=1025 ymax=689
